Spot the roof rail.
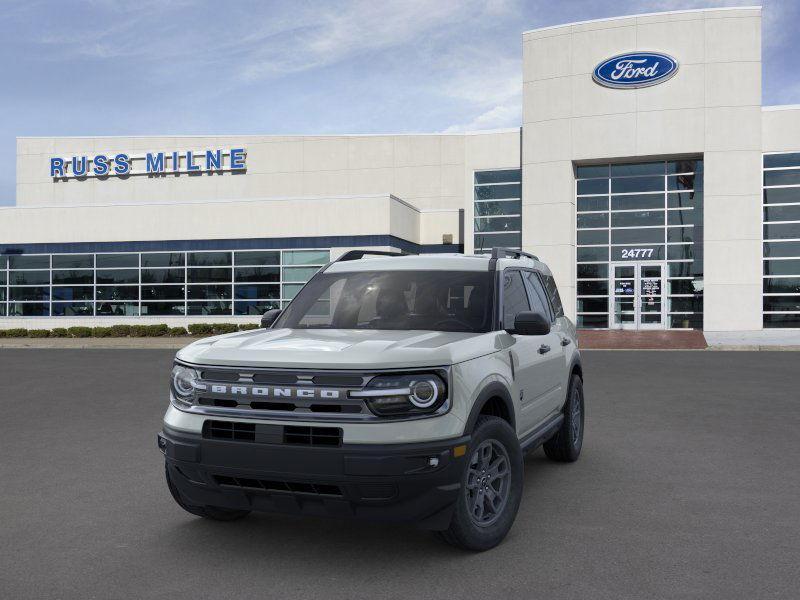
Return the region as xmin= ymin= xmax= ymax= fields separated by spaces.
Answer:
xmin=489 ymin=247 xmax=539 ymax=261
xmin=334 ymin=249 xmax=408 ymax=262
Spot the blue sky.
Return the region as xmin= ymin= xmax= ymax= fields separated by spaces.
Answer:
xmin=1 ymin=0 xmax=798 ymax=206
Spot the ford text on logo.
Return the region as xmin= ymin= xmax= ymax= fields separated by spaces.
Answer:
xmin=50 ymin=148 xmax=246 ymax=179
xmin=593 ymin=52 xmax=678 ymax=89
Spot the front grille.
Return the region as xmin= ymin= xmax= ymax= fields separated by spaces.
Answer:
xmin=213 ymin=475 xmax=343 ymax=497
xmin=284 ymin=426 xmax=342 ymax=447
xmin=204 ymin=420 xmax=255 ymax=441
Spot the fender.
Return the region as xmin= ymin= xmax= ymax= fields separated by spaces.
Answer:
xmin=560 ymin=352 xmax=584 ymax=411
xmin=463 ymin=381 xmax=516 ymax=434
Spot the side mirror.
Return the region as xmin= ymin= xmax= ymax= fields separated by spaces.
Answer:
xmin=509 ymin=311 xmax=550 ymax=336
xmin=260 ymin=308 xmax=282 ymax=329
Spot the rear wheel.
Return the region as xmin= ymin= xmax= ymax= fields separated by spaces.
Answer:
xmin=437 ymin=415 xmax=523 ymax=551
xmin=543 ymin=374 xmax=584 ymax=462
xmin=165 ymin=463 xmax=250 ymax=521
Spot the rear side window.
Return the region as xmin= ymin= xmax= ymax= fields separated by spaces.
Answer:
xmin=522 ymin=271 xmax=552 ymax=321
xmin=541 ymin=274 xmax=565 ymax=318
xmin=502 ymin=271 xmax=530 ymax=328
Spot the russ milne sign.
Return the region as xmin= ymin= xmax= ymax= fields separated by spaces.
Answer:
xmin=593 ymin=52 xmax=678 ymax=89
xmin=50 ymin=148 xmax=246 ymax=179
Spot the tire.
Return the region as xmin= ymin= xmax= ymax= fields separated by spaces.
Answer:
xmin=543 ymin=374 xmax=584 ymax=463
xmin=165 ymin=463 xmax=251 ymax=521
xmin=437 ymin=415 xmax=523 ymax=551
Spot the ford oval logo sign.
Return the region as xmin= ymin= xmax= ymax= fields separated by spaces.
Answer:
xmin=593 ymin=52 xmax=679 ymax=89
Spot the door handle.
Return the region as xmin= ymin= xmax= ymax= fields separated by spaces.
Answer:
xmin=560 ymin=337 xmax=571 ymax=346
xmin=538 ymin=344 xmax=551 ymax=354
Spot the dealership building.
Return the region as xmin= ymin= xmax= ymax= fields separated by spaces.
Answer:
xmin=2 ymin=6 xmax=799 ymax=335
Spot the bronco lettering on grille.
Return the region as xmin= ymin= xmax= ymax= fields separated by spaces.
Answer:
xmin=208 ymin=384 xmax=341 ymax=400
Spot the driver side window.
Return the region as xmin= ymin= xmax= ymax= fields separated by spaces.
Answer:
xmin=502 ymin=271 xmax=531 ymax=329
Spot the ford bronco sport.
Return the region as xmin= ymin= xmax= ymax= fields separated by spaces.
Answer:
xmin=159 ymin=248 xmax=584 ymax=551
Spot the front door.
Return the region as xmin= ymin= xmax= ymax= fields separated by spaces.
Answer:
xmin=610 ymin=262 xmax=666 ymax=330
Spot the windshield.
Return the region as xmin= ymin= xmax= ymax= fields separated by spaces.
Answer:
xmin=274 ymin=270 xmax=495 ymax=333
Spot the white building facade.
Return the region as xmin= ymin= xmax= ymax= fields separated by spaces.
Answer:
xmin=2 ymin=6 xmax=799 ymax=332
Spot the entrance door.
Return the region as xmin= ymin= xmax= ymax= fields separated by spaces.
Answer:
xmin=610 ymin=262 xmax=666 ymax=330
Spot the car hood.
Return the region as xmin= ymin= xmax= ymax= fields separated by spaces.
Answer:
xmin=176 ymin=328 xmax=501 ymax=370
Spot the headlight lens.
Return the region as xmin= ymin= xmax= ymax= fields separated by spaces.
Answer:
xmin=352 ymin=372 xmax=448 ymax=417
xmin=171 ymin=364 xmax=200 ymax=406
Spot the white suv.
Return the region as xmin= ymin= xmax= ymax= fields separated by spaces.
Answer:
xmin=159 ymin=248 xmax=583 ymax=551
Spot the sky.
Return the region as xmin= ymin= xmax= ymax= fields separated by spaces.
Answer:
xmin=1 ymin=0 xmax=798 ymax=206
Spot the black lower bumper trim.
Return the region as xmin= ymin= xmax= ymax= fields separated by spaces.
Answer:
xmin=159 ymin=425 xmax=470 ymax=530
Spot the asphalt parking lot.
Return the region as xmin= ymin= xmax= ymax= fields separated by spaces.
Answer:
xmin=1 ymin=349 xmax=798 ymax=600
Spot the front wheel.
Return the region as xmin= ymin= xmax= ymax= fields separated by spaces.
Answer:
xmin=437 ymin=416 xmax=523 ymax=551
xmin=543 ymin=374 xmax=584 ymax=462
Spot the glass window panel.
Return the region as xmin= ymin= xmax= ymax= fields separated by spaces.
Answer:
xmin=764 ymin=205 xmax=800 ymax=222
xmin=611 ymin=210 xmax=664 ymax=228
xmin=52 ymin=254 xmax=93 ymax=269
xmin=52 ymin=270 xmax=92 ymax=284
xmin=234 ymin=284 xmax=280 ymax=300
xmin=577 ymin=314 xmax=608 ymax=328
xmin=577 ymin=298 xmax=608 ymax=312
xmin=473 ymin=232 xmax=521 ymax=250
xmin=235 ymin=300 xmax=281 ymax=315
xmin=0 ymin=304 xmax=5 ymax=315
xmin=0 ymin=255 xmax=6 ymax=269
xmin=667 ymin=227 xmax=694 ymax=243
xmin=234 ymin=251 xmax=279 ymax=266
xmin=576 ymin=165 xmax=608 ymax=179
xmin=669 ymin=297 xmax=703 ymax=312
xmin=96 ymin=269 xmax=138 ymax=284
xmin=141 ymin=268 xmax=185 ymax=284
xmin=577 ymin=212 xmax=608 ymax=229
xmin=187 ymin=251 xmax=231 ymax=267
xmin=611 ymin=194 xmax=664 ymax=210
xmin=576 ymin=179 xmax=608 ymax=195
xmin=764 ymin=259 xmax=800 ymax=276
xmin=667 ymin=160 xmax=702 ymax=174
xmin=611 ymin=176 xmax=663 ymax=194
xmin=474 ymin=184 xmax=522 ymax=200
xmin=667 ymin=174 xmax=700 ymax=191
xmin=577 ymin=264 xmax=608 ymax=279
xmin=8 ymin=302 xmax=49 ymax=316
xmin=96 ymin=254 xmax=137 ymax=268
xmin=502 ymin=271 xmax=531 ymax=327
xmin=96 ymin=286 xmax=138 ymax=301
xmin=282 ymin=283 xmax=305 ymax=300
xmin=96 ymin=302 xmax=138 ymax=316
xmin=577 ymin=230 xmax=608 ymax=245
xmin=764 ymin=223 xmax=800 ymax=240
xmin=187 ymin=284 xmax=232 ymax=300
xmin=763 ymin=187 xmax=800 ymax=204
xmin=667 ymin=209 xmax=698 ymax=226
xmin=187 ymin=301 xmax=232 ymax=315
xmin=9 ymin=255 xmax=49 ymax=269
xmin=52 ymin=302 xmax=93 ymax=316
xmin=764 ymin=277 xmax=800 ymax=294
xmin=140 ymin=302 xmax=185 ymax=316
xmin=283 ymin=266 xmax=320 ymax=283
xmin=577 ymin=281 xmax=608 ymax=295
xmin=764 ymin=314 xmax=800 ymax=328
xmin=667 ymin=245 xmax=694 ymax=260
xmin=0 ymin=289 xmax=4 ymax=301
xmin=474 ymin=170 xmax=520 ymax=184
xmin=669 ymin=314 xmax=703 ymax=329
xmin=577 ymin=196 xmax=609 ymax=212
xmin=611 ymin=162 xmax=664 ymax=177
xmin=764 ymin=241 xmax=800 ymax=258
xmin=234 ymin=266 xmax=280 ymax=282
xmin=474 ymin=200 xmax=521 ymax=217
xmin=577 ymin=246 xmax=609 ymax=262
xmin=0 ymin=272 xmax=5 ymax=286
xmin=667 ymin=191 xmax=702 ymax=209
xmin=764 ymin=170 xmax=800 ymax=187
xmin=668 ymin=279 xmax=702 ymax=295
xmin=611 ymin=245 xmax=665 ymax=261
xmin=10 ymin=287 xmax=50 ymax=301
xmin=669 ymin=262 xmax=697 ymax=277
xmin=10 ymin=271 xmax=50 ymax=285
xmin=474 ymin=216 xmax=521 ymax=232
xmin=763 ymin=296 xmax=800 ymax=312
xmin=283 ymin=250 xmax=330 ymax=266
xmin=53 ymin=286 xmax=94 ymax=301
xmin=764 ymin=153 xmax=800 ymax=169
xmin=187 ymin=267 xmax=231 ymax=283
xmin=141 ymin=285 xmax=185 ymax=300
xmin=611 ymin=228 xmax=664 ymax=244
xmin=141 ymin=253 xmax=185 ymax=268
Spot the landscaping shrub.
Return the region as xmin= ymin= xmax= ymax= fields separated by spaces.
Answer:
xmin=211 ymin=323 xmax=238 ymax=335
xmin=109 ymin=324 xmax=132 ymax=337
xmin=167 ymin=326 xmax=188 ymax=336
xmin=50 ymin=328 xmax=69 ymax=337
xmin=28 ymin=329 xmax=51 ymax=338
xmin=5 ymin=328 xmax=28 ymax=337
xmin=238 ymin=323 xmax=260 ymax=331
xmin=0 ymin=330 xmax=6 ymax=338
xmin=91 ymin=327 xmax=113 ymax=338
xmin=129 ymin=325 xmax=149 ymax=337
xmin=67 ymin=326 xmax=92 ymax=338
xmin=188 ymin=323 xmax=214 ymax=336
xmin=145 ymin=324 xmax=169 ymax=337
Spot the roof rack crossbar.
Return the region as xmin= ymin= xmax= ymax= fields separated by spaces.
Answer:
xmin=489 ymin=247 xmax=539 ymax=261
xmin=334 ymin=250 xmax=408 ymax=263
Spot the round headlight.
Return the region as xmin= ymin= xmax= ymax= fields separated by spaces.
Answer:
xmin=171 ymin=365 xmax=198 ymax=399
xmin=409 ymin=379 xmax=439 ymax=408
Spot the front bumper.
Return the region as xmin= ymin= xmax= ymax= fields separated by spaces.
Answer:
xmin=159 ymin=424 xmax=470 ymax=530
